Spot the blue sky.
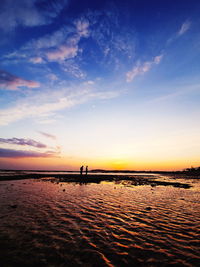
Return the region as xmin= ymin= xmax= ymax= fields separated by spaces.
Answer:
xmin=0 ymin=0 xmax=200 ymax=170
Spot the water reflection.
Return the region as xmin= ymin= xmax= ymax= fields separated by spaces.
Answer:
xmin=0 ymin=178 xmax=199 ymax=266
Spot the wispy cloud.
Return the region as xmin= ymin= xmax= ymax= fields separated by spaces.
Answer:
xmin=38 ymin=131 xmax=56 ymax=140
xmin=24 ymin=26 xmax=70 ymax=50
xmin=167 ymin=20 xmax=192 ymax=45
xmin=2 ymin=8 xmax=135 ymax=81
xmin=83 ymin=80 xmax=95 ymax=85
xmin=6 ymin=17 xmax=90 ymax=79
xmin=147 ymin=82 xmax=200 ymax=104
xmin=46 ymin=20 xmax=90 ymax=62
xmin=0 ymin=86 xmax=120 ymax=125
xmin=0 ymin=0 xmax=68 ymax=31
xmin=0 ymin=138 xmax=47 ymax=148
xmin=178 ymin=20 xmax=191 ymax=36
xmin=46 ymin=45 xmax=78 ymax=61
xmin=47 ymin=73 xmax=58 ymax=81
xmin=75 ymin=18 xmax=90 ymax=37
xmin=62 ymin=60 xmax=86 ymax=79
xmin=0 ymin=97 xmax=74 ymax=125
xmin=29 ymin=57 xmax=44 ymax=64
xmin=126 ymin=55 xmax=163 ymax=83
xmin=0 ymin=70 xmax=40 ymax=90
xmin=87 ymin=9 xmax=136 ymax=67
xmin=0 ymin=148 xmax=57 ymax=158
xmin=0 ymin=135 xmax=60 ymax=158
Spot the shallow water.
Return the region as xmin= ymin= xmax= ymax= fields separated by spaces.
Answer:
xmin=0 ymin=178 xmax=199 ymax=266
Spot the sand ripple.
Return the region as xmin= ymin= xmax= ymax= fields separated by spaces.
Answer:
xmin=0 ymin=179 xmax=199 ymax=266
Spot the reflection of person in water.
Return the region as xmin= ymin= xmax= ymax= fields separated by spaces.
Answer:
xmin=86 ymin=166 xmax=88 ymax=175
xmin=80 ymin=165 xmax=84 ymax=175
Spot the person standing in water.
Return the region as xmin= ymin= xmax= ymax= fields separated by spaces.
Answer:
xmin=80 ymin=165 xmax=84 ymax=175
xmin=86 ymin=166 xmax=88 ymax=175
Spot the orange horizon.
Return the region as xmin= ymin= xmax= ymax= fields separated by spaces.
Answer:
xmin=0 ymin=156 xmax=199 ymax=172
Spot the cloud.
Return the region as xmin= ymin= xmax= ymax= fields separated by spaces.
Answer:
xmin=154 ymin=55 xmax=163 ymax=64
xmin=62 ymin=60 xmax=86 ymax=78
xmin=0 ymin=138 xmax=47 ymax=148
xmin=178 ymin=20 xmax=191 ymax=36
xmin=0 ymin=86 xmax=120 ymax=125
xmin=38 ymin=131 xmax=56 ymax=140
xmin=29 ymin=57 xmax=43 ymax=64
xmin=0 ymin=148 xmax=57 ymax=158
xmin=3 ymin=16 xmax=90 ymax=78
xmin=87 ymin=9 xmax=136 ymax=67
xmin=126 ymin=55 xmax=163 ymax=83
xmin=46 ymin=45 xmax=78 ymax=61
xmin=83 ymin=80 xmax=95 ymax=85
xmin=167 ymin=20 xmax=191 ymax=44
xmin=15 ymin=18 xmax=90 ymax=64
xmin=0 ymin=97 xmax=74 ymax=125
xmin=75 ymin=18 xmax=90 ymax=37
xmin=87 ymin=90 xmax=121 ymax=100
xmin=24 ymin=26 xmax=71 ymax=51
xmin=47 ymin=73 xmax=58 ymax=81
xmin=0 ymin=135 xmax=60 ymax=158
xmin=46 ymin=20 xmax=90 ymax=62
xmin=0 ymin=70 xmax=40 ymax=90
xmin=0 ymin=0 xmax=68 ymax=31
xmin=3 ymin=7 xmax=135 ymax=81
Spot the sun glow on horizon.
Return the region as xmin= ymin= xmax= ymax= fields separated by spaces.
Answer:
xmin=0 ymin=154 xmax=198 ymax=172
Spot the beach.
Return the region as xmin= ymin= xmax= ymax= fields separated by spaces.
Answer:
xmin=0 ymin=172 xmax=199 ymax=266
xmin=0 ymin=170 xmax=195 ymax=188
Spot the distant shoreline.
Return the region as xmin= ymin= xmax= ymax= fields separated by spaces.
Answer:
xmin=0 ymin=171 xmax=197 ymax=188
xmin=1 ymin=168 xmax=200 ymax=177
xmin=0 ymin=169 xmax=196 ymax=174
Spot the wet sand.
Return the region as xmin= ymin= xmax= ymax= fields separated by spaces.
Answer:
xmin=0 ymin=172 xmax=193 ymax=188
xmin=0 ymin=176 xmax=199 ymax=266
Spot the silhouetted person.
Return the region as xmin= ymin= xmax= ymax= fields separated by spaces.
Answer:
xmin=80 ymin=165 xmax=84 ymax=175
xmin=86 ymin=166 xmax=88 ymax=175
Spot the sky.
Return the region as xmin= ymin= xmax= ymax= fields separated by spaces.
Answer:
xmin=0 ymin=0 xmax=200 ymax=171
